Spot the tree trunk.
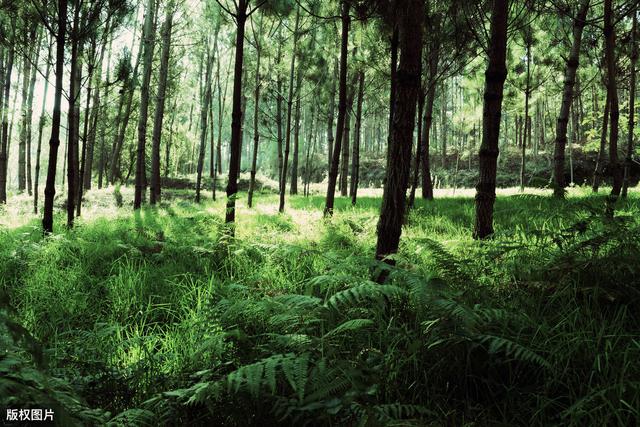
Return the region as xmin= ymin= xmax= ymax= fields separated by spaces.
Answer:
xmin=134 ymin=0 xmax=157 ymax=209
xmin=248 ymin=18 xmax=263 ymax=208
xmin=35 ymin=37 xmax=53 ymax=214
xmin=324 ymin=0 xmax=350 ymax=217
xmin=593 ymin=82 xmax=610 ymax=192
xmin=0 ymin=42 xmax=14 ymax=203
xmin=421 ymin=50 xmax=438 ymax=200
xmin=43 ymin=0 xmax=67 ymax=233
xmin=327 ymin=59 xmax=337 ymax=173
xmin=26 ymin=31 xmax=41 ymax=196
xmin=604 ymin=0 xmax=622 ymax=205
xmin=473 ymin=0 xmax=508 ymax=240
xmin=279 ymin=6 xmax=301 ymax=213
xmin=196 ymin=45 xmax=214 ymax=203
xmin=351 ymin=70 xmax=364 ymax=205
xmin=374 ymin=0 xmax=424 ymax=268
xmin=622 ymin=9 xmax=637 ymax=198
xmin=19 ymin=30 xmax=36 ymax=193
xmin=225 ymin=0 xmax=248 ymax=227
xmin=67 ymin=5 xmax=82 ymax=229
xmin=520 ymin=37 xmax=531 ymax=192
xmin=150 ymin=0 xmax=175 ymax=205
xmin=552 ymin=0 xmax=590 ymax=197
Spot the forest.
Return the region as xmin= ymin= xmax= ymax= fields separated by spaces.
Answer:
xmin=0 ymin=0 xmax=639 ymax=425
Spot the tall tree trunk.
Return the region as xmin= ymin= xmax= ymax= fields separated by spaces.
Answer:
xmin=67 ymin=5 xmax=82 ymax=228
xmin=290 ymin=74 xmax=302 ymax=195
xmin=0 ymin=42 xmax=14 ymax=203
xmin=19 ymin=31 xmax=35 ymax=194
xmin=520 ymin=37 xmax=531 ymax=192
xmin=592 ymin=85 xmax=610 ymax=192
xmin=77 ymin=48 xmax=93 ymax=218
xmin=196 ymin=45 xmax=214 ymax=203
xmin=43 ymin=0 xmax=67 ymax=233
xmin=324 ymin=0 xmax=350 ymax=217
xmin=134 ymin=0 xmax=157 ymax=210
xmin=26 ymin=31 xmax=41 ymax=196
xmin=279 ymin=5 xmax=301 ymax=213
xmin=604 ymin=0 xmax=621 ymax=205
xmin=420 ymin=48 xmax=439 ymax=200
xmin=374 ymin=0 xmax=424 ymax=268
xmin=351 ymin=70 xmax=364 ymax=205
xmin=552 ymin=0 xmax=590 ymax=197
xmin=473 ymin=0 xmax=508 ymax=240
xmin=225 ymin=0 xmax=248 ymax=227
xmin=150 ymin=0 xmax=175 ymax=205
xmin=622 ymin=9 xmax=637 ymax=198
xmin=327 ymin=59 xmax=337 ymax=173
xmin=35 ymin=37 xmax=53 ymax=213
xmin=96 ymin=35 xmax=114 ymax=190
xmin=248 ymin=17 xmax=263 ymax=208
xmin=275 ymin=36 xmax=284 ymax=191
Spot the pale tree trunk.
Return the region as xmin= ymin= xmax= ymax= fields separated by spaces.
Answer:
xmin=134 ymin=0 xmax=157 ymax=210
xmin=473 ymin=0 xmax=508 ymax=239
xmin=552 ymin=0 xmax=590 ymax=197
xmin=34 ymin=37 xmax=53 ymax=214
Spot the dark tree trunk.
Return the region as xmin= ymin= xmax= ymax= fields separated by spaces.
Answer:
xmin=134 ymin=0 xmax=157 ymax=210
xmin=324 ymin=0 xmax=350 ymax=217
xmin=225 ymin=0 xmax=248 ymax=227
xmin=43 ymin=0 xmax=67 ymax=234
xmin=150 ymin=0 xmax=175 ymax=205
xmin=19 ymin=30 xmax=36 ymax=193
xmin=473 ymin=0 xmax=508 ymax=240
xmin=593 ymin=83 xmax=610 ymax=192
xmin=552 ymin=0 xmax=589 ymax=197
xmin=604 ymin=0 xmax=622 ymax=205
xmin=67 ymin=5 xmax=82 ymax=229
xmin=351 ymin=70 xmax=364 ymax=205
xmin=290 ymin=83 xmax=302 ymax=195
xmin=26 ymin=31 xmax=41 ymax=196
xmin=327 ymin=59 xmax=337 ymax=173
xmin=374 ymin=0 xmax=424 ymax=267
xmin=622 ymin=8 xmax=637 ymax=198
xmin=520 ymin=37 xmax=532 ymax=192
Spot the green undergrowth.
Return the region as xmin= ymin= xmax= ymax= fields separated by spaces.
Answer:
xmin=1 ymin=189 xmax=639 ymax=426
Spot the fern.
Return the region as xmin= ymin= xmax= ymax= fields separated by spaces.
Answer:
xmin=476 ymin=334 xmax=551 ymax=368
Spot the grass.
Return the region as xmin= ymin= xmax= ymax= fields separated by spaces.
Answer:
xmin=1 ymin=186 xmax=639 ymax=426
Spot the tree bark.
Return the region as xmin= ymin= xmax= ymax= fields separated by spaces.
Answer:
xmin=473 ymin=0 xmax=508 ymax=240
xmin=43 ymin=0 xmax=67 ymax=234
xmin=34 ymin=37 xmax=53 ymax=214
xmin=196 ymin=45 xmax=214 ymax=203
xmin=351 ymin=70 xmax=364 ymax=205
xmin=324 ymin=0 xmax=350 ymax=217
xmin=150 ymin=0 xmax=175 ymax=205
xmin=134 ymin=0 xmax=157 ymax=209
xmin=0 ymin=42 xmax=14 ymax=203
xmin=375 ymin=0 xmax=424 ymax=267
xmin=552 ymin=0 xmax=590 ymax=197
xmin=225 ymin=0 xmax=248 ymax=227
xmin=622 ymin=8 xmax=637 ymax=198
xmin=248 ymin=17 xmax=263 ymax=208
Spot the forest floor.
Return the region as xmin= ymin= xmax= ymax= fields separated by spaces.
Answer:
xmin=1 ymin=186 xmax=640 ymax=426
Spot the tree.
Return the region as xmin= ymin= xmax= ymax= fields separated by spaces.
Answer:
xmin=248 ymin=15 xmax=264 ymax=208
xmin=473 ymin=0 xmax=508 ymax=239
xmin=622 ymin=7 xmax=637 ymax=198
xmin=133 ymin=0 xmax=157 ymax=210
xmin=34 ymin=36 xmax=53 ymax=214
xmin=552 ymin=0 xmax=590 ymax=198
xmin=324 ymin=0 xmax=350 ymax=217
xmin=42 ymin=0 xmax=68 ymax=234
xmin=374 ymin=0 xmax=424 ymax=268
xmin=350 ymin=70 xmax=364 ymax=205
xmin=150 ymin=0 xmax=176 ymax=205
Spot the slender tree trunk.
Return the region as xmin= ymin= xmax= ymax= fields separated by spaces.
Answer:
xmin=622 ymin=9 xmax=637 ymax=198
xmin=421 ymin=53 xmax=438 ymax=200
xmin=290 ymin=74 xmax=302 ymax=195
xmin=604 ymin=0 xmax=622 ymax=205
xmin=324 ymin=0 xmax=350 ymax=216
xmin=196 ymin=46 xmax=214 ymax=203
xmin=134 ymin=0 xmax=157 ymax=210
xmin=0 ymin=42 xmax=14 ymax=203
xmin=77 ymin=47 xmax=94 ymax=218
xmin=248 ymin=19 xmax=263 ymax=208
xmin=43 ymin=0 xmax=67 ymax=233
xmin=351 ymin=70 xmax=364 ymax=205
xmin=327 ymin=59 xmax=337 ymax=173
xmin=552 ymin=0 xmax=589 ymax=197
xmin=340 ymin=77 xmax=354 ymax=197
xmin=225 ymin=0 xmax=248 ymax=227
xmin=520 ymin=38 xmax=531 ymax=192
xmin=374 ymin=0 xmax=424 ymax=269
xmin=34 ymin=38 xmax=53 ymax=214
xmin=279 ymin=5 xmax=301 ymax=213
xmin=26 ymin=32 xmax=41 ymax=196
xmin=97 ymin=36 xmax=114 ymax=189
xmin=150 ymin=0 xmax=175 ymax=205
xmin=66 ymin=5 xmax=82 ymax=229
xmin=165 ymin=96 xmax=177 ymax=179
xmin=19 ymin=31 xmax=35 ymax=194
xmin=593 ymin=84 xmax=610 ymax=192
xmin=473 ymin=0 xmax=508 ymax=240
xmin=275 ymin=37 xmax=284 ymax=191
